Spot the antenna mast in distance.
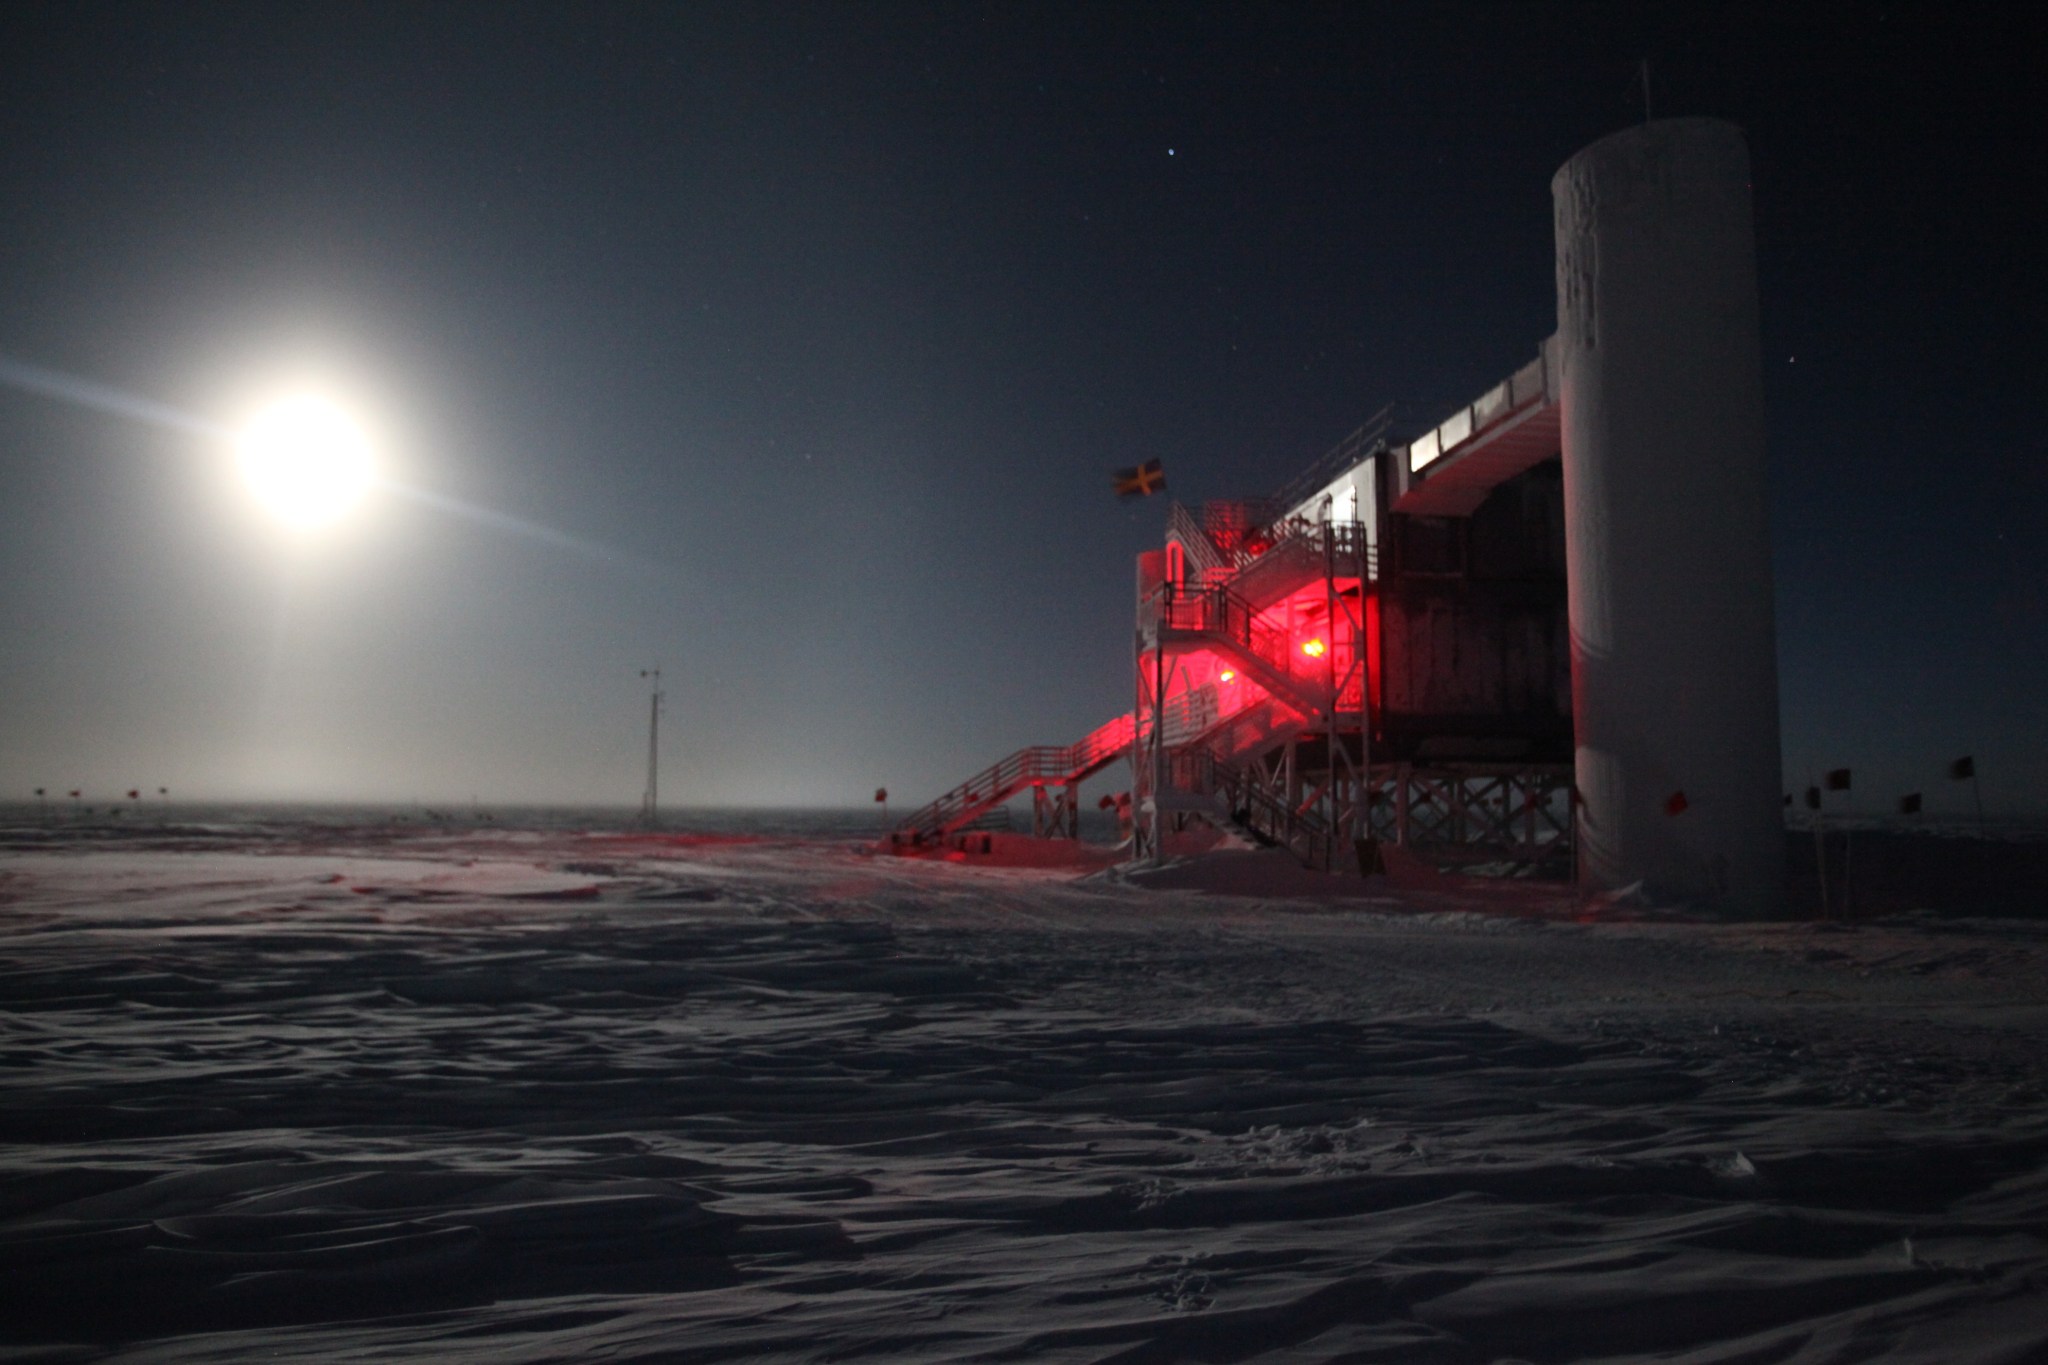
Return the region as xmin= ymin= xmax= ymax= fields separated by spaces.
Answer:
xmin=638 ymin=667 xmax=663 ymax=826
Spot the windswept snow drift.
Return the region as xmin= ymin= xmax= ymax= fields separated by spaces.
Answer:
xmin=2 ymin=819 xmax=2046 ymax=1362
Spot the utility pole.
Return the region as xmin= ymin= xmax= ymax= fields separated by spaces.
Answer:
xmin=639 ymin=667 xmax=663 ymax=826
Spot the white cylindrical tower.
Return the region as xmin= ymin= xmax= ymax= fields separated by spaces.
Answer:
xmin=1553 ymin=119 xmax=1783 ymax=914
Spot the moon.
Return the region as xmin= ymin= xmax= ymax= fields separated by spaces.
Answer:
xmin=235 ymin=395 xmax=377 ymax=530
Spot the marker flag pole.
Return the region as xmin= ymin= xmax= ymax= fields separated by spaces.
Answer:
xmin=1804 ymin=784 xmax=1826 ymax=920
xmin=1950 ymin=756 xmax=1983 ymax=825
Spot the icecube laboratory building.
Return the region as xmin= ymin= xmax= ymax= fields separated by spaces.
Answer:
xmin=894 ymin=119 xmax=1785 ymax=915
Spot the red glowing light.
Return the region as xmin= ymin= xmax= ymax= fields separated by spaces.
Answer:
xmin=1219 ymin=669 xmax=1236 ymax=683
xmin=1365 ymin=592 xmax=1382 ymax=713
xmin=1300 ymin=637 xmax=1327 ymax=658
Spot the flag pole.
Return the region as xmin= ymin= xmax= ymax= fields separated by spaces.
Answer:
xmin=1805 ymin=784 xmax=1827 ymax=921
xmin=1842 ymin=787 xmax=1854 ymax=920
xmin=1950 ymin=756 xmax=1984 ymax=827
xmin=1151 ymin=615 xmax=1166 ymax=868
xmin=1815 ymin=802 xmax=1829 ymax=922
xmin=1819 ymin=769 xmax=1855 ymax=918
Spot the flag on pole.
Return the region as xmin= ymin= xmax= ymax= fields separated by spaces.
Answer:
xmin=1898 ymin=792 xmax=1922 ymax=815
xmin=1114 ymin=458 xmax=1167 ymax=499
xmin=873 ymin=788 xmax=887 ymax=803
xmin=1950 ymin=754 xmax=1986 ymax=823
xmin=1825 ymin=768 xmax=1852 ymax=791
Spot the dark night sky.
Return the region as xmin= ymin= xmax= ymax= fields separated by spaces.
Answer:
xmin=1 ymin=2 xmax=2041 ymax=813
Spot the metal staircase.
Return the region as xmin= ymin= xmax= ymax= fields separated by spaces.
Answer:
xmin=895 ymin=508 xmax=1375 ymax=863
xmin=1162 ymin=745 xmax=1340 ymax=870
xmin=1170 ymin=505 xmax=1376 ymax=605
xmin=1146 ymin=583 xmax=1336 ymax=721
xmin=1230 ymin=520 xmax=1374 ymax=610
xmin=891 ymin=713 xmax=1136 ymax=846
xmin=1131 ymin=513 xmax=1378 ymax=871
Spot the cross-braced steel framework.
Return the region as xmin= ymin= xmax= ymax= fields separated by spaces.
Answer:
xmin=1130 ymin=493 xmax=1574 ymax=874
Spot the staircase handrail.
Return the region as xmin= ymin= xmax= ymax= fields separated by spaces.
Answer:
xmin=1164 ymin=501 xmax=1227 ymax=578
xmin=894 ymin=712 xmax=1138 ymax=842
xmin=1149 ymin=583 xmax=1318 ymax=694
xmin=1177 ymin=512 xmax=1380 ymax=597
xmin=1167 ymin=743 xmax=1337 ymax=869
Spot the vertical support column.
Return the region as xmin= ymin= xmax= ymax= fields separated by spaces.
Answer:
xmin=1354 ymin=505 xmax=1373 ymax=865
xmin=1150 ymin=619 xmax=1166 ymax=867
xmin=1130 ymin=625 xmax=1149 ymax=862
xmin=1322 ymin=521 xmax=1341 ymax=859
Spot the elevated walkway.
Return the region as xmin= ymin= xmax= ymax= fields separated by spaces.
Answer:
xmin=1393 ymin=346 xmax=1561 ymax=517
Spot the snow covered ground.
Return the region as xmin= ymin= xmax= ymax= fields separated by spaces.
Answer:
xmin=3 ymin=817 xmax=2046 ymax=1362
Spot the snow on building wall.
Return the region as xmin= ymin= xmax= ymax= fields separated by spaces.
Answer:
xmin=1554 ymin=118 xmax=1783 ymax=914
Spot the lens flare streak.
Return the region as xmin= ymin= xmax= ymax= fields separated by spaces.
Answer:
xmin=0 ymin=354 xmax=230 ymax=441
xmin=0 ymin=354 xmax=647 ymax=571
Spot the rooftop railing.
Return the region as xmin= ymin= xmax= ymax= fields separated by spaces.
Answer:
xmin=1267 ymin=404 xmax=1393 ymax=519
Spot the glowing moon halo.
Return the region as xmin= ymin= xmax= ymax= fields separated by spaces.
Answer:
xmin=235 ymin=395 xmax=377 ymax=530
